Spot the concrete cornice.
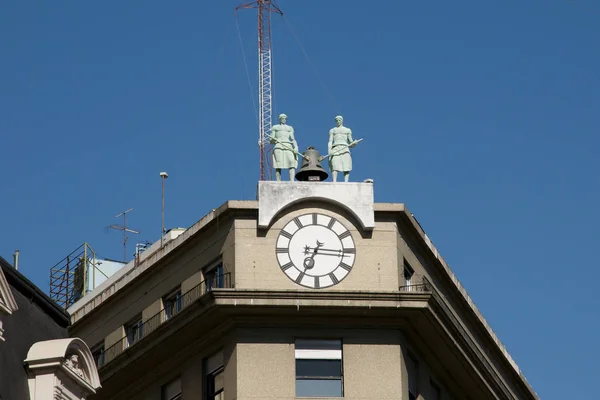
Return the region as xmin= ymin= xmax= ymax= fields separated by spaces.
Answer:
xmin=98 ymin=288 xmax=532 ymax=399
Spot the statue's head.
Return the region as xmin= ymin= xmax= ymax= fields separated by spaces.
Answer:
xmin=335 ymin=115 xmax=343 ymax=127
xmin=279 ymin=113 xmax=288 ymax=124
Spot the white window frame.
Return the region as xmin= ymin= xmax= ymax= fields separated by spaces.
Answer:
xmin=295 ymin=339 xmax=343 ymax=398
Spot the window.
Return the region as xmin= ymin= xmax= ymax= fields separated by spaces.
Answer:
xmin=91 ymin=342 xmax=105 ymax=367
xmin=403 ymin=261 xmax=414 ymax=291
xmin=406 ymin=353 xmax=419 ymax=400
xmin=295 ymin=339 xmax=343 ymax=397
xmin=205 ymin=351 xmax=224 ymax=400
xmin=125 ymin=315 xmax=143 ymax=347
xmin=164 ymin=289 xmax=182 ymax=319
xmin=162 ymin=377 xmax=182 ymax=400
xmin=205 ymin=262 xmax=224 ymax=292
xmin=430 ymin=380 xmax=441 ymax=400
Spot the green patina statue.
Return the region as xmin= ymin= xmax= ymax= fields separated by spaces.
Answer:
xmin=327 ymin=115 xmax=360 ymax=182
xmin=269 ymin=113 xmax=299 ymax=181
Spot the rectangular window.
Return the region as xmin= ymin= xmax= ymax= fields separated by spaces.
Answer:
xmin=205 ymin=351 xmax=224 ymax=400
xmin=91 ymin=342 xmax=105 ymax=367
xmin=205 ymin=262 xmax=224 ymax=292
xmin=406 ymin=353 xmax=419 ymax=400
xmin=295 ymin=339 xmax=343 ymax=397
xmin=164 ymin=289 xmax=182 ymax=319
xmin=125 ymin=315 xmax=143 ymax=347
xmin=430 ymin=380 xmax=441 ymax=400
xmin=403 ymin=261 xmax=414 ymax=291
xmin=162 ymin=377 xmax=182 ymax=400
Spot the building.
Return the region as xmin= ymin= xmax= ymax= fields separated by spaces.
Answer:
xmin=0 ymin=256 xmax=101 ymax=400
xmin=66 ymin=181 xmax=539 ymax=400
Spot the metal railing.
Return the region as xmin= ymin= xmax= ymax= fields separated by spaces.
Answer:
xmin=398 ymin=275 xmax=433 ymax=293
xmin=50 ymin=243 xmax=99 ymax=309
xmin=97 ymin=273 xmax=232 ymax=369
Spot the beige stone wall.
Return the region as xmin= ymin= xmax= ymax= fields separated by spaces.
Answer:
xmin=235 ymin=327 xmax=403 ymax=400
xmin=234 ymin=202 xmax=401 ymax=292
xmin=71 ymin=219 xmax=236 ymax=347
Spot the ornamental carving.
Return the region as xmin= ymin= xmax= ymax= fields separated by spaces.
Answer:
xmin=63 ymin=353 xmax=86 ymax=379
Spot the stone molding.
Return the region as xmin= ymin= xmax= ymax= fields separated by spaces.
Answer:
xmin=25 ymin=338 xmax=101 ymax=400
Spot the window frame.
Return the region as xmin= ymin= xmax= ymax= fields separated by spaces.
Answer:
xmin=406 ymin=351 xmax=419 ymax=400
xmin=206 ymin=366 xmax=224 ymax=400
xmin=204 ymin=350 xmax=224 ymax=400
xmin=163 ymin=287 xmax=183 ymax=320
xmin=91 ymin=341 xmax=105 ymax=367
xmin=125 ymin=314 xmax=143 ymax=347
xmin=295 ymin=338 xmax=344 ymax=398
xmin=403 ymin=260 xmax=415 ymax=291
xmin=204 ymin=260 xmax=225 ymax=292
xmin=161 ymin=376 xmax=182 ymax=400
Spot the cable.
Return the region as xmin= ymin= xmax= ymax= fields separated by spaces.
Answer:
xmin=282 ymin=14 xmax=342 ymax=114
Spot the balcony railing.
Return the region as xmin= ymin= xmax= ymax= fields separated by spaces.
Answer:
xmin=97 ymin=273 xmax=232 ymax=369
xmin=398 ymin=275 xmax=433 ymax=293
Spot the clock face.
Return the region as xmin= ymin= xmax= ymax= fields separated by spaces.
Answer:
xmin=275 ymin=213 xmax=356 ymax=289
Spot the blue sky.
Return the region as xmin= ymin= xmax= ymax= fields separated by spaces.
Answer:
xmin=1 ymin=1 xmax=598 ymax=398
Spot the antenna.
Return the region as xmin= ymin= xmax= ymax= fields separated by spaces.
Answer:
xmin=108 ymin=208 xmax=140 ymax=263
xmin=235 ymin=0 xmax=283 ymax=181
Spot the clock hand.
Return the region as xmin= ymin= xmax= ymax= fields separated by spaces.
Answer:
xmin=314 ymin=252 xmax=349 ymax=258
xmin=305 ymin=247 xmax=347 ymax=253
xmin=303 ymin=241 xmax=323 ymax=269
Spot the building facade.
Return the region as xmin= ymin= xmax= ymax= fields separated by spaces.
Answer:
xmin=0 ymin=256 xmax=101 ymax=400
xmin=67 ymin=182 xmax=538 ymax=400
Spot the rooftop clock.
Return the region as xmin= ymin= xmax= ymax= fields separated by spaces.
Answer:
xmin=275 ymin=213 xmax=356 ymax=289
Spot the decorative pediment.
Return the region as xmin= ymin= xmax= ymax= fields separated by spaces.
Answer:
xmin=25 ymin=338 xmax=101 ymax=400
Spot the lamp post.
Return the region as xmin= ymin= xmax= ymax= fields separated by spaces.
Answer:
xmin=160 ymin=172 xmax=169 ymax=247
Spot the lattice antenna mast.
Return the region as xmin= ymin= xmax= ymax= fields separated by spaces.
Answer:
xmin=108 ymin=208 xmax=140 ymax=263
xmin=236 ymin=0 xmax=283 ymax=181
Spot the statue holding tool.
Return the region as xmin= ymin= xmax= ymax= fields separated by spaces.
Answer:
xmin=320 ymin=115 xmax=363 ymax=182
xmin=267 ymin=113 xmax=306 ymax=181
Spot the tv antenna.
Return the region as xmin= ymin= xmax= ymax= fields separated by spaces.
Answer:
xmin=108 ymin=208 xmax=140 ymax=263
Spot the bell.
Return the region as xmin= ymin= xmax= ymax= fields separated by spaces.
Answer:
xmin=295 ymin=147 xmax=329 ymax=182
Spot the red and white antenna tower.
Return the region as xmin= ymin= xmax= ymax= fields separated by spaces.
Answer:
xmin=236 ymin=0 xmax=283 ymax=181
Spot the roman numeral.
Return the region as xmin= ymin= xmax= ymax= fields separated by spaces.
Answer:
xmin=281 ymin=262 xmax=294 ymax=271
xmin=339 ymin=262 xmax=352 ymax=272
xmin=338 ymin=231 xmax=351 ymax=240
xmin=312 ymin=213 xmax=318 ymax=225
xmin=293 ymin=217 xmax=303 ymax=229
xmin=343 ymin=247 xmax=356 ymax=254
xmin=329 ymin=273 xmax=339 ymax=284
xmin=276 ymin=247 xmax=288 ymax=254
xmin=327 ymin=218 xmax=336 ymax=229
xmin=314 ymin=276 xmax=320 ymax=289
xmin=296 ymin=272 xmax=305 ymax=284
xmin=280 ymin=230 xmax=293 ymax=239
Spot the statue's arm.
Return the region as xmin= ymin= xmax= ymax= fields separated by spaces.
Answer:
xmin=347 ymin=128 xmax=354 ymax=144
xmin=328 ymin=129 xmax=334 ymax=153
xmin=269 ymin=127 xmax=277 ymax=144
xmin=290 ymin=127 xmax=298 ymax=152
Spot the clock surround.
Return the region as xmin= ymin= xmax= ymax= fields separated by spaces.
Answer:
xmin=275 ymin=212 xmax=356 ymax=289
